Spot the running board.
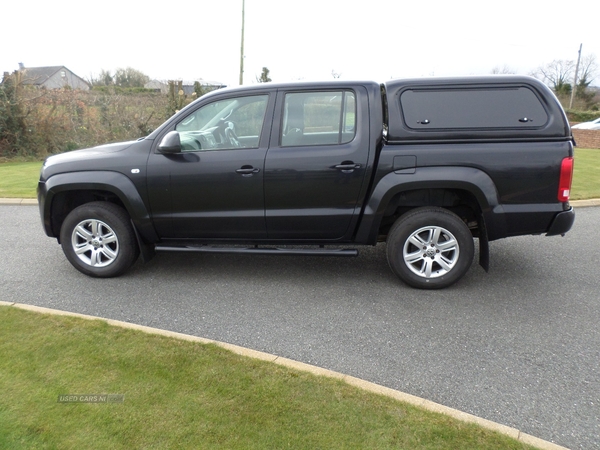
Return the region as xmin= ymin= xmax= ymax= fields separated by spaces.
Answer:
xmin=155 ymin=245 xmax=358 ymax=257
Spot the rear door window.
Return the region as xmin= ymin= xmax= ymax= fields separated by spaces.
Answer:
xmin=281 ymin=91 xmax=356 ymax=146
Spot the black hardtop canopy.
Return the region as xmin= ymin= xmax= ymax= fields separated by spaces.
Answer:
xmin=382 ymin=75 xmax=571 ymax=142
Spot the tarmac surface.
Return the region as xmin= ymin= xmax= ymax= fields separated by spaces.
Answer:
xmin=1 ymin=200 xmax=599 ymax=449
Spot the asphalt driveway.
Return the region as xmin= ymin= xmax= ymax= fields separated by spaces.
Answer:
xmin=1 ymin=205 xmax=598 ymax=449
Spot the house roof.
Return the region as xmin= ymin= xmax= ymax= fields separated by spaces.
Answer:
xmin=20 ymin=66 xmax=89 ymax=88
xmin=20 ymin=66 xmax=66 ymax=85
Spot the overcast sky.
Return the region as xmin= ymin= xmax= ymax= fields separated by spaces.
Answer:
xmin=4 ymin=0 xmax=599 ymax=86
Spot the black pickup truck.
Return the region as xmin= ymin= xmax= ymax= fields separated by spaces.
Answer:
xmin=37 ymin=76 xmax=575 ymax=289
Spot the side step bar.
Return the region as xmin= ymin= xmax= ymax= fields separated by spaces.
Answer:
xmin=155 ymin=245 xmax=359 ymax=257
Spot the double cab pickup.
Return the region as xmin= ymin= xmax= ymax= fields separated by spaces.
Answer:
xmin=38 ymin=76 xmax=575 ymax=288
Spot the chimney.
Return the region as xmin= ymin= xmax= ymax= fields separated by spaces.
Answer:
xmin=18 ymin=63 xmax=25 ymax=71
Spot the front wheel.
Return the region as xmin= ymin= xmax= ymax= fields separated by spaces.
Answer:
xmin=386 ymin=207 xmax=474 ymax=289
xmin=60 ymin=202 xmax=140 ymax=278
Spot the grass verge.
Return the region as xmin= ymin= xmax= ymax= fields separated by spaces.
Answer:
xmin=571 ymin=148 xmax=600 ymax=200
xmin=0 ymin=306 xmax=536 ymax=450
xmin=0 ymin=149 xmax=598 ymax=200
xmin=0 ymin=161 xmax=42 ymax=198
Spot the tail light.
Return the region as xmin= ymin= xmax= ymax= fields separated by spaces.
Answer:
xmin=558 ymin=157 xmax=574 ymax=202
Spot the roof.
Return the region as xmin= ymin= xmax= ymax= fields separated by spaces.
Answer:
xmin=17 ymin=65 xmax=90 ymax=90
xmin=20 ymin=66 xmax=66 ymax=85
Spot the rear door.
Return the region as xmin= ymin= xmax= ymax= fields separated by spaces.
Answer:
xmin=264 ymin=86 xmax=371 ymax=240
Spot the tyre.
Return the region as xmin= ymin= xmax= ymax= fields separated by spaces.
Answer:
xmin=60 ymin=202 xmax=140 ymax=278
xmin=386 ymin=207 xmax=474 ymax=289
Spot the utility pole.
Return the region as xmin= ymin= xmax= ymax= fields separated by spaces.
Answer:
xmin=239 ymin=0 xmax=245 ymax=85
xmin=569 ymin=43 xmax=582 ymax=109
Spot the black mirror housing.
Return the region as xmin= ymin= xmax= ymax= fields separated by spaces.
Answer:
xmin=158 ymin=131 xmax=182 ymax=154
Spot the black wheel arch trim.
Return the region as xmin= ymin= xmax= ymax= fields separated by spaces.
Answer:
xmin=355 ymin=166 xmax=506 ymax=244
xmin=40 ymin=171 xmax=159 ymax=244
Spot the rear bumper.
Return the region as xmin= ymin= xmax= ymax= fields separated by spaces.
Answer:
xmin=546 ymin=207 xmax=575 ymax=236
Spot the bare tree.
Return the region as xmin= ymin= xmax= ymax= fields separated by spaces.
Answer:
xmin=578 ymin=54 xmax=599 ymax=85
xmin=88 ymin=69 xmax=115 ymax=86
xmin=256 ymin=67 xmax=272 ymax=83
xmin=574 ymin=55 xmax=599 ymax=108
xmin=114 ymin=67 xmax=150 ymax=88
xmin=490 ymin=65 xmax=516 ymax=75
xmin=532 ymin=59 xmax=575 ymax=95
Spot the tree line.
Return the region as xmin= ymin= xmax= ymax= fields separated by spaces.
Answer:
xmin=90 ymin=67 xmax=150 ymax=88
xmin=1 ymin=60 xmax=598 ymax=159
xmin=0 ymin=66 xmax=226 ymax=158
xmin=532 ymin=54 xmax=598 ymax=110
xmin=0 ymin=70 xmax=170 ymax=158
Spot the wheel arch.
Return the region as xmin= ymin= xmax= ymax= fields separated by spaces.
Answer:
xmin=41 ymin=171 xmax=158 ymax=244
xmin=378 ymin=187 xmax=482 ymax=237
xmin=355 ymin=166 xmax=505 ymax=244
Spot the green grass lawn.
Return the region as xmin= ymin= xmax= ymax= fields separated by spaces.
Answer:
xmin=571 ymin=148 xmax=600 ymax=200
xmin=0 ymin=306 xmax=535 ymax=450
xmin=0 ymin=161 xmax=42 ymax=198
xmin=0 ymin=149 xmax=598 ymax=200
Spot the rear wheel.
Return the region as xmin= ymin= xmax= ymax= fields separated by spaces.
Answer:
xmin=386 ymin=207 xmax=474 ymax=289
xmin=60 ymin=202 xmax=139 ymax=278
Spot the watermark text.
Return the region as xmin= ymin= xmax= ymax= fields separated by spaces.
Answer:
xmin=57 ymin=394 xmax=124 ymax=403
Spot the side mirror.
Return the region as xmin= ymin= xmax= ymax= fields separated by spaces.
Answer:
xmin=157 ymin=131 xmax=182 ymax=154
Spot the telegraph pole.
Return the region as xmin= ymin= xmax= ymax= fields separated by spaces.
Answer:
xmin=569 ymin=43 xmax=582 ymax=109
xmin=239 ymin=0 xmax=245 ymax=85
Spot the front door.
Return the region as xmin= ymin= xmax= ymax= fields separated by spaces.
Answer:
xmin=147 ymin=94 xmax=272 ymax=239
